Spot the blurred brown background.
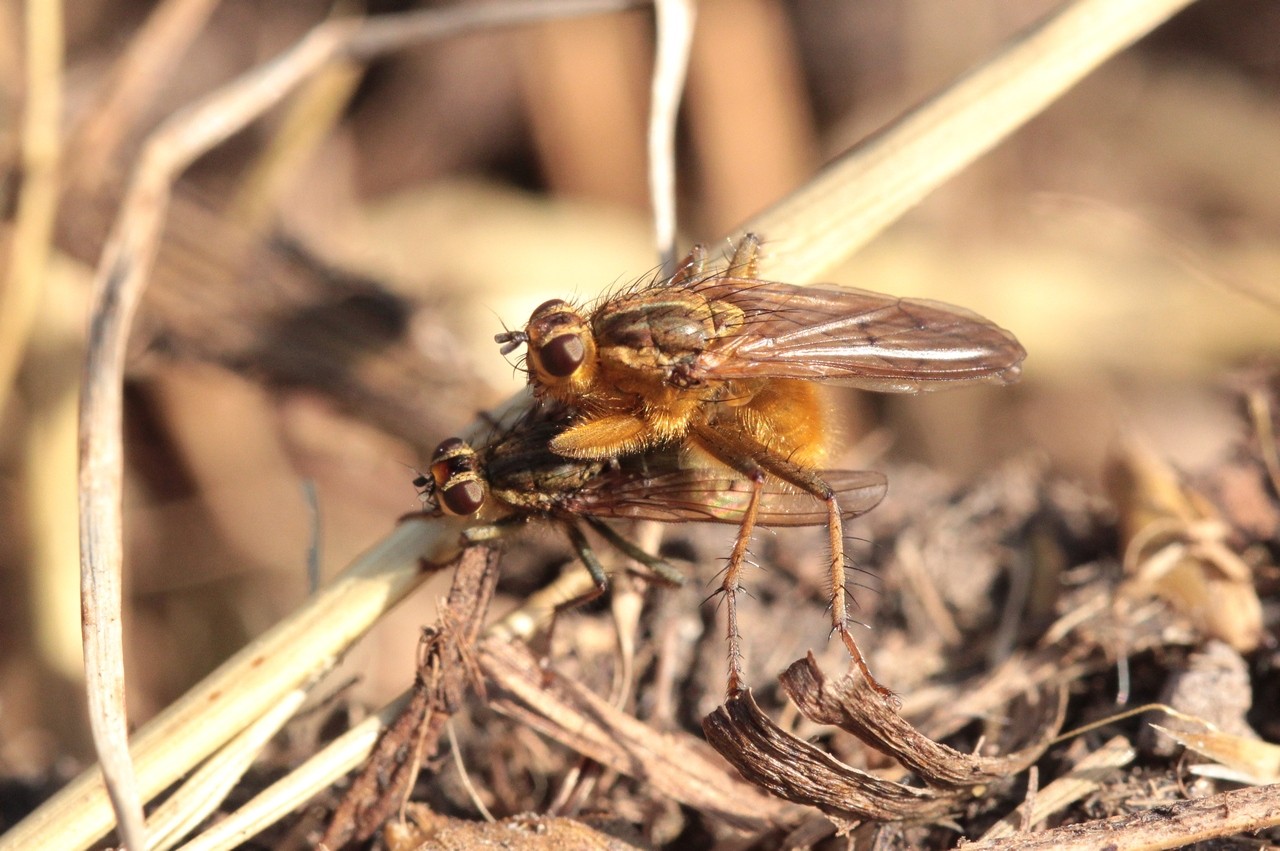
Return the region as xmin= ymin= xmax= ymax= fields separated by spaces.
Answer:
xmin=0 ymin=0 xmax=1276 ymax=810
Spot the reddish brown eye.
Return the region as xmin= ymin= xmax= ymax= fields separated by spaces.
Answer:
xmin=440 ymin=480 xmax=485 ymax=516
xmin=432 ymin=437 xmax=465 ymax=459
xmin=425 ymin=435 xmax=484 ymax=515
xmin=532 ymin=298 xmax=569 ymax=318
xmin=539 ymin=334 xmax=586 ymax=377
xmin=431 ymin=454 xmax=470 ymax=486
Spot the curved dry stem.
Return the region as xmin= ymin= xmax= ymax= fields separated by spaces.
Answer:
xmin=67 ymin=0 xmax=221 ymax=188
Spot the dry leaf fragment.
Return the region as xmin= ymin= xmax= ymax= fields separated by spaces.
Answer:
xmin=1143 ymin=640 xmax=1258 ymax=761
xmin=978 ymin=736 xmax=1135 ymax=841
xmin=1151 ymin=724 xmax=1280 ymax=786
xmin=1106 ymin=436 xmax=1265 ymax=652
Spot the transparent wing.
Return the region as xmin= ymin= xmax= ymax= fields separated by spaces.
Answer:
xmin=562 ymin=468 xmax=887 ymax=527
xmin=687 ymin=278 xmax=1026 ymax=392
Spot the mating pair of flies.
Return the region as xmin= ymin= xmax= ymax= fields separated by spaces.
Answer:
xmin=418 ymin=234 xmax=1025 ymax=696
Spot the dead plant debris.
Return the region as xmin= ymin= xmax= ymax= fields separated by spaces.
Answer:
xmin=304 ymin=371 xmax=1280 ymax=850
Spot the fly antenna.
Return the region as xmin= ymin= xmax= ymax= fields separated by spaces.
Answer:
xmin=494 ymin=329 xmax=528 ymax=355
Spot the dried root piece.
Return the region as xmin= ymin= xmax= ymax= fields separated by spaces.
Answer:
xmin=780 ymin=655 xmax=1065 ymax=790
xmin=702 ymin=654 xmax=1064 ymax=824
xmin=321 ymin=546 xmax=500 ymax=849
xmin=702 ymin=689 xmax=952 ymax=826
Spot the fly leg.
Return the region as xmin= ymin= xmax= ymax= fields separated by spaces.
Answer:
xmin=583 ymin=517 xmax=686 ymax=587
xmin=522 ymin=521 xmax=610 ymax=681
xmin=691 ymin=421 xmax=894 ymax=700
xmin=687 ymin=429 xmax=767 ymax=697
xmin=670 ymin=243 xmax=707 ymax=285
xmin=727 ymin=232 xmax=761 ymax=278
xmin=554 ymin=520 xmax=611 ymax=624
xmin=757 ymin=457 xmax=891 ymax=699
xmin=721 ymin=472 xmax=763 ymax=696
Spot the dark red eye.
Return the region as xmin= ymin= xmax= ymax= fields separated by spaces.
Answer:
xmin=532 ymin=298 xmax=569 ymax=318
xmin=539 ymin=334 xmax=586 ymax=377
xmin=432 ymin=437 xmax=465 ymax=459
xmin=430 ymin=454 xmax=470 ymax=486
xmin=440 ymin=480 xmax=485 ymax=516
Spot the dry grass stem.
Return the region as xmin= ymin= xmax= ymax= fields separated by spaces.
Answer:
xmin=0 ymin=0 xmax=62 ymax=419
xmin=145 ymin=689 xmax=309 ymax=851
xmin=174 ymin=695 xmax=414 ymax=851
xmin=741 ymin=0 xmax=1198 ymax=283
xmin=964 ymin=781 xmax=1280 ymax=850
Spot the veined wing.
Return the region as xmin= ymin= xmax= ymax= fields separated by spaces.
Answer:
xmin=687 ymin=278 xmax=1026 ymax=392
xmin=562 ymin=468 xmax=887 ymax=526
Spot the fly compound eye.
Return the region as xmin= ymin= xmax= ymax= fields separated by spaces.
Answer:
xmin=538 ymin=333 xmax=586 ymax=378
xmin=431 ymin=437 xmax=470 ymax=478
xmin=531 ymin=298 xmax=570 ymax=318
xmin=427 ymin=436 xmax=485 ymax=516
xmin=440 ymin=479 xmax=485 ymax=516
xmin=432 ymin=437 xmax=466 ymax=460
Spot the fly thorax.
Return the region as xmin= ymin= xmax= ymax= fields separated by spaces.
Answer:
xmin=594 ymin=291 xmax=717 ymax=378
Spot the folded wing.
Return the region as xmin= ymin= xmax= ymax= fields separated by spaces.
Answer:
xmin=688 ymin=278 xmax=1026 ymax=392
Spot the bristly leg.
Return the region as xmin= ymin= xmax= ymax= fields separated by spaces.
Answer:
xmin=670 ymin=243 xmax=707 ymax=286
xmin=584 ymin=516 xmax=686 ymax=587
xmin=720 ymin=473 xmax=763 ymax=697
xmin=820 ymin=494 xmax=894 ymax=701
xmin=692 ymin=418 xmax=895 ymax=701
xmin=529 ymin=521 xmax=612 ymax=676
